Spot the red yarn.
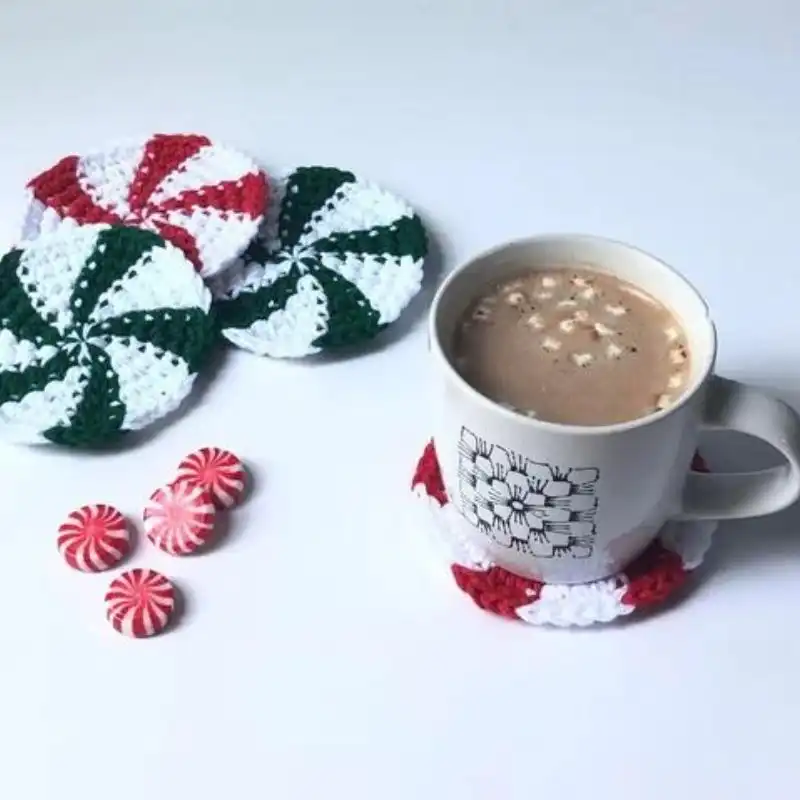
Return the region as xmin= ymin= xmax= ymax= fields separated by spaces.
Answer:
xmin=28 ymin=155 xmax=123 ymax=225
xmin=452 ymin=564 xmax=543 ymax=619
xmin=157 ymin=173 xmax=266 ymax=218
xmin=411 ymin=440 xmax=448 ymax=507
xmin=621 ymin=542 xmax=687 ymax=608
xmin=150 ymin=219 xmax=202 ymax=268
xmin=128 ymin=133 xmax=211 ymax=211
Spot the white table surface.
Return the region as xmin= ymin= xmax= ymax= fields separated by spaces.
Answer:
xmin=1 ymin=1 xmax=799 ymax=797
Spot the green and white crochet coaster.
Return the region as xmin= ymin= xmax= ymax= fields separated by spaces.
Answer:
xmin=213 ymin=166 xmax=427 ymax=358
xmin=0 ymin=224 xmax=215 ymax=447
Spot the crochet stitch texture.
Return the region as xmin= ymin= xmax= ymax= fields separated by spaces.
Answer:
xmin=0 ymin=224 xmax=215 ymax=446
xmin=215 ymin=166 xmax=427 ymax=357
xmin=21 ymin=133 xmax=266 ymax=278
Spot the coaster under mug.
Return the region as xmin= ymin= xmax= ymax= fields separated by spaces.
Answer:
xmin=411 ymin=441 xmax=717 ymax=627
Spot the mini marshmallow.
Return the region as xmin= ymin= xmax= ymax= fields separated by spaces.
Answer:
xmin=541 ymin=275 xmax=559 ymax=288
xmin=664 ymin=326 xmax=680 ymax=342
xmin=559 ymin=319 xmax=576 ymax=334
xmin=605 ymin=304 xmax=627 ymax=316
xmin=656 ymin=394 xmax=673 ymax=410
xmin=606 ymin=342 xmax=624 ymax=359
xmin=571 ymin=276 xmax=592 ymax=288
xmin=502 ymin=279 xmax=524 ymax=292
xmin=574 ymin=309 xmax=590 ymax=322
xmin=542 ymin=336 xmax=562 ymax=352
xmin=579 ymin=287 xmax=597 ymax=301
xmin=557 ymin=299 xmax=578 ymax=308
xmin=534 ymin=291 xmax=553 ymax=300
xmin=670 ymin=345 xmax=688 ymax=365
xmin=668 ymin=373 xmax=685 ymax=389
xmin=594 ymin=322 xmax=615 ymax=337
xmin=506 ymin=291 xmax=526 ymax=306
xmin=525 ymin=313 xmax=545 ymax=330
xmin=571 ymin=352 xmax=593 ymax=367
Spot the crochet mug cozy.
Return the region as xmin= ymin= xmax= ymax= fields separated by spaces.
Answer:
xmin=213 ymin=166 xmax=427 ymax=357
xmin=0 ymin=224 xmax=215 ymax=446
xmin=411 ymin=441 xmax=717 ymax=627
xmin=21 ymin=133 xmax=267 ymax=278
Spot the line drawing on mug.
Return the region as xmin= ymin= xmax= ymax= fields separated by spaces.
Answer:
xmin=457 ymin=427 xmax=600 ymax=559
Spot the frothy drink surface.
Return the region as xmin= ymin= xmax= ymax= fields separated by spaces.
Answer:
xmin=452 ymin=268 xmax=691 ymax=426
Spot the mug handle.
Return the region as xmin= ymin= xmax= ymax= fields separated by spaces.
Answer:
xmin=676 ymin=375 xmax=800 ymax=520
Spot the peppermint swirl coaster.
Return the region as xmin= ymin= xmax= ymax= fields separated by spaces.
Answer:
xmin=213 ymin=166 xmax=427 ymax=357
xmin=0 ymin=224 xmax=215 ymax=446
xmin=411 ymin=441 xmax=717 ymax=627
xmin=22 ymin=133 xmax=267 ymax=278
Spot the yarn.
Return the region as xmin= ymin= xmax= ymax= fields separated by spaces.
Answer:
xmin=0 ymin=224 xmax=215 ymax=446
xmin=22 ymin=133 xmax=266 ymax=279
xmin=214 ymin=166 xmax=427 ymax=357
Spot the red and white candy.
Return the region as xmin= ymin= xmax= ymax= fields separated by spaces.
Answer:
xmin=105 ymin=569 xmax=176 ymax=638
xmin=144 ymin=480 xmax=216 ymax=555
xmin=57 ymin=504 xmax=130 ymax=572
xmin=176 ymin=447 xmax=246 ymax=509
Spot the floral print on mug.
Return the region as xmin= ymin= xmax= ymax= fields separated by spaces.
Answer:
xmin=457 ymin=428 xmax=599 ymax=559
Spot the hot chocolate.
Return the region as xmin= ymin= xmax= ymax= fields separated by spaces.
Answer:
xmin=452 ymin=267 xmax=691 ymax=426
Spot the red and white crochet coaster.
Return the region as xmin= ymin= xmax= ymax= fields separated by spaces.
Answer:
xmin=411 ymin=441 xmax=717 ymax=627
xmin=21 ymin=132 xmax=266 ymax=278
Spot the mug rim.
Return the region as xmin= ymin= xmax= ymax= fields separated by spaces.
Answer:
xmin=428 ymin=232 xmax=718 ymax=437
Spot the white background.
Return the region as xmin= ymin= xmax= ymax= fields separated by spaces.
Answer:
xmin=1 ymin=1 xmax=799 ymax=797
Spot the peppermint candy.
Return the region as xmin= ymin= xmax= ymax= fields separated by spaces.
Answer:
xmin=176 ymin=447 xmax=246 ymax=509
xmin=57 ymin=504 xmax=130 ymax=572
xmin=144 ymin=480 xmax=216 ymax=555
xmin=214 ymin=166 xmax=427 ymax=357
xmin=0 ymin=224 xmax=215 ymax=446
xmin=105 ymin=568 xmax=176 ymax=638
xmin=22 ymin=133 xmax=267 ymax=278
xmin=411 ymin=441 xmax=717 ymax=628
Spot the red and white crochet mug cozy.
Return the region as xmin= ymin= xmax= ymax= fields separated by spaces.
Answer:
xmin=411 ymin=441 xmax=717 ymax=627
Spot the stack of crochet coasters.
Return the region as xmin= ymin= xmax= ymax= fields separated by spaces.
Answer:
xmin=0 ymin=136 xmax=428 ymax=447
xmin=0 ymin=132 xmax=271 ymax=446
xmin=213 ymin=166 xmax=428 ymax=358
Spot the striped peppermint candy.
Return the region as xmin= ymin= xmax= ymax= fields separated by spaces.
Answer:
xmin=57 ymin=504 xmax=130 ymax=572
xmin=22 ymin=133 xmax=267 ymax=278
xmin=144 ymin=480 xmax=216 ymax=555
xmin=105 ymin=568 xmax=176 ymax=638
xmin=411 ymin=441 xmax=717 ymax=628
xmin=214 ymin=166 xmax=427 ymax=357
xmin=0 ymin=224 xmax=215 ymax=446
xmin=176 ymin=446 xmax=246 ymax=509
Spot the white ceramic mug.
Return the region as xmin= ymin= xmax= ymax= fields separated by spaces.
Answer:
xmin=429 ymin=234 xmax=800 ymax=584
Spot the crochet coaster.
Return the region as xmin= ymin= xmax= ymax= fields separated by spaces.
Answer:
xmin=411 ymin=441 xmax=717 ymax=627
xmin=21 ymin=133 xmax=267 ymax=279
xmin=212 ymin=166 xmax=427 ymax=358
xmin=0 ymin=224 xmax=215 ymax=446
